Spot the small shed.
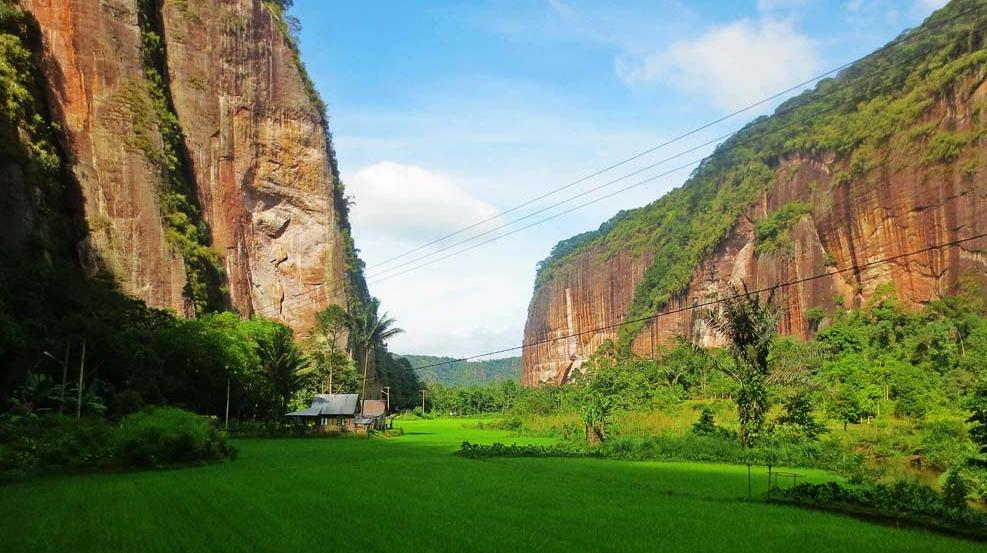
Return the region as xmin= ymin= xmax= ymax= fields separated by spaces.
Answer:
xmin=285 ymin=393 xmax=360 ymax=432
xmin=357 ymin=399 xmax=388 ymax=431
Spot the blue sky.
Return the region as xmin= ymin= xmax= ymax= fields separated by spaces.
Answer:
xmin=292 ymin=0 xmax=948 ymax=357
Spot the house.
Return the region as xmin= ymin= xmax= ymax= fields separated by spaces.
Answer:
xmin=285 ymin=394 xmax=387 ymax=432
xmin=285 ymin=393 xmax=359 ymax=432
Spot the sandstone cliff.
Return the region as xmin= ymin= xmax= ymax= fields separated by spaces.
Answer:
xmin=523 ymin=1 xmax=987 ymax=385
xmin=9 ymin=0 xmax=359 ymax=330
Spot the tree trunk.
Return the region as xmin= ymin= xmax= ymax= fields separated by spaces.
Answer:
xmin=360 ymin=346 xmax=371 ymax=414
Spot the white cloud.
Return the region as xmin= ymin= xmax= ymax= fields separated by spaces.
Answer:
xmin=617 ymin=18 xmax=820 ymax=111
xmin=347 ymin=161 xmax=499 ymax=241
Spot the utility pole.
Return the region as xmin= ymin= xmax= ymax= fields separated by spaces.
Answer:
xmin=421 ymin=389 xmax=426 ymax=413
xmin=76 ymin=340 xmax=86 ymax=419
xmin=224 ymin=376 xmax=231 ymax=429
xmin=43 ymin=344 xmax=71 ymax=414
xmin=60 ymin=343 xmax=70 ymax=413
xmin=382 ymin=386 xmax=390 ymax=412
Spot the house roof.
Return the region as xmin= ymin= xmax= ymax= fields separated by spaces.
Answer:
xmin=361 ymin=400 xmax=387 ymax=417
xmin=285 ymin=394 xmax=359 ymax=417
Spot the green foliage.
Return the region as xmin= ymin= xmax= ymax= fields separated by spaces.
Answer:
xmin=0 ymin=407 xmax=233 ymax=477
xmin=943 ymin=470 xmax=970 ymax=508
xmin=775 ymin=480 xmax=987 ymax=539
xmin=924 ymin=131 xmax=974 ymax=163
xmin=259 ymin=327 xmax=310 ymax=419
xmin=706 ymin=286 xmax=779 ymax=447
xmin=456 ymin=440 xmax=590 ymax=459
xmin=533 ymin=0 xmax=987 ymax=349
xmin=691 ymin=406 xmax=722 ymax=436
xmin=116 ymin=407 xmax=235 ymax=467
xmin=402 ymin=354 xmax=521 ymax=387
xmin=374 ymin=351 xmax=423 ymax=410
xmin=754 ymin=202 xmax=813 ymax=254
xmin=969 ymin=381 xmax=987 ymax=454
xmin=776 ymin=392 xmax=827 ymax=441
xmin=133 ymin=0 xmax=224 ymax=313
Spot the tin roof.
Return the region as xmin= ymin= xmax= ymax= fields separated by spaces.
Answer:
xmin=361 ymin=399 xmax=387 ymax=417
xmin=285 ymin=394 xmax=359 ymax=417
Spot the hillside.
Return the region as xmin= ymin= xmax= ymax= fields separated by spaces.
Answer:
xmin=400 ymin=355 xmax=521 ymax=387
xmin=523 ymin=0 xmax=987 ymax=385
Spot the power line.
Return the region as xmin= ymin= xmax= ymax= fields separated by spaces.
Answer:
xmin=368 ymin=158 xmax=702 ymax=285
xmin=346 ymin=1 xmax=983 ymax=275
xmin=253 ymin=4 xmax=983 ymax=315
xmin=408 ymin=232 xmax=987 ymax=372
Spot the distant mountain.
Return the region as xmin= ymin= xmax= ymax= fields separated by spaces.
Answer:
xmin=399 ymin=355 xmax=521 ymax=387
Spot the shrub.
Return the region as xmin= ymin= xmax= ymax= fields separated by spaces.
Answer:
xmin=691 ymin=407 xmax=719 ymax=435
xmin=116 ymin=407 xmax=235 ymax=467
xmin=775 ymin=480 xmax=987 ymax=538
xmin=924 ymin=131 xmax=971 ymax=164
xmin=943 ymin=470 xmax=969 ymax=508
xmin=0 ymin=415 xmax=116 ymax=476
xmin=456 ymin=441 xmax=591 ymax=459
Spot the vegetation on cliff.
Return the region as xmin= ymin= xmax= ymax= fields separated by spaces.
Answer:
xmin=0 ymin=1 xmax=71 ymax=250
xmin=134 ymin=0 xmax=225 ymax=314
xmin=532 ymin=0 xmax=987 ymax=348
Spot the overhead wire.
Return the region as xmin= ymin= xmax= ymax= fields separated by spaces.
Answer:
xmin=408 ymin=232 xmax=987 ymax=372
xmin=251 ymin=3 xmax=982 ymax=316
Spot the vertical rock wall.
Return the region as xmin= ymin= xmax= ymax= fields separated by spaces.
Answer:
xmin=161 ymin=0 xmax=349 ymax=330
xmin=17 ymin=0 xmax=355 ymax=331
xmin=522 ymin=78 xmax=987 ymax=385
xmin=24 ymin=0 xmax=190 ymax=313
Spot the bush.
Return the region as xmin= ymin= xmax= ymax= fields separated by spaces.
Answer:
xmin=0 ymin=415 xmax=116 ymax=476
xmin=775 ymin=480 xmax=987 ymax=538
xmin=117 ymin=407 xmax=235 ymax=467
xmin=456 ymin=441 xmax=591 ymax=459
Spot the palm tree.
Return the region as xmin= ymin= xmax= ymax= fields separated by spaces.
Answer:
xmin=706 ymin=283 xmax=778 ymax=448
xmin=260 ymin=327 xmax=310 ymax=419
xmin=352 ymin=298 xmax=403 ymax=413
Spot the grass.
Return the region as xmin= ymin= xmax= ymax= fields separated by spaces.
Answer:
xmin=0 ymin=418 xmax=979 ymax=552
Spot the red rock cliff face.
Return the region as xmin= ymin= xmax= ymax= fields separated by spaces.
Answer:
xmin=160 ymin=0 xmax=349 ymax=330
xmin=24 ymin=0 xmax=190 ymax=313
xmin=20 ymin=0 xmax=353 ymax=330
xmin=522 ymin=78 xmax=987 ymax=386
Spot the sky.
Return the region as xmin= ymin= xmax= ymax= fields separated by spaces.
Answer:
xmin=292 ymin=0 xmax=949 ymax=358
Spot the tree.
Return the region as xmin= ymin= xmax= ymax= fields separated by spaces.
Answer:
xmin=968 ymin=380 xmax=987 ymax=455
xmin=828 ymin=385 xmax=862 ymax=431
xmin=259 ymin=326 xmax=310 ymax=419
xmin=351 ymin=298 xmax=403 ymax=411
xmin=776 ymin=392 xmax=827 ymax=440
xmin=308 ymin=304 xmax=355 ymax=393
xmin=706 ymin=284 xmax=778 ymax=447
xmin=579 ymin=390 xmax=611 ymax=444
xmin=943 ymin=470 xmax=969 ymax=508
xmin=691 ymin=406 xmax=719 ymax=436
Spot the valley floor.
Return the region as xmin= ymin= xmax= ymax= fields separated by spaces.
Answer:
xmin=0 ymin=418 xmax=978 ymax=553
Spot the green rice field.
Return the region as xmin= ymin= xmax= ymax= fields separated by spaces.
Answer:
xmin=0 ymin=418 xmax=978 ymax=552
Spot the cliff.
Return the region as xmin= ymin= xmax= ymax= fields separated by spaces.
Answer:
xmin=3 ymin=0 xmax=361 ymax=330
xmin=523 ymin=0 xmax=987 ymax=385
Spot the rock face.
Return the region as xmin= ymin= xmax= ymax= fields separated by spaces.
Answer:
xmin=18 ymin=0 xmax=356 ymax=330
xmin=23 ymin=0 xmax=190 ymax=313
xmin=160 ymin=0 xmax=349 ymax=329
xmin=522 ymin=13 xmax=987 ymax=385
